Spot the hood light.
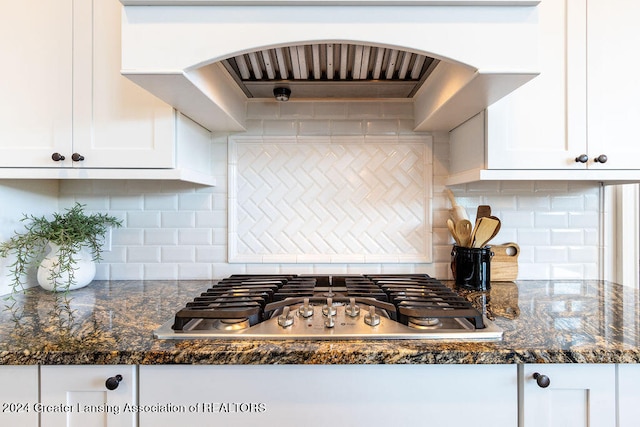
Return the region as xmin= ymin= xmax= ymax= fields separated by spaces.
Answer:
xmin=273 ymin=87 xmax=291 ymax=102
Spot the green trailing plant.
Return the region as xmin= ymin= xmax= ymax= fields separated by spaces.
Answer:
xmin=0 ymin=203 xmax=122 ymax=295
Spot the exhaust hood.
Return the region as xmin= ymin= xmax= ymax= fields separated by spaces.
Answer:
xmin=119 ymin=1 xmax=540 ymax=132
xmin=221 ymin=43 xmax=439 ymax=99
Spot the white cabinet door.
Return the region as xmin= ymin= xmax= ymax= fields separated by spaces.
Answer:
xmin=40 ymin=365 xmax=137 ymax=427
xmin=521 ymin=364 xmax=616 ymax=427
xmin=0 ymin=0 xmax=175 ymax=171
xmin=586 ymin=0 xmax=640 ymax=170
xmin=0 ymin=365 xmax=39 ymax=427
xmin=71 ymin=0 xmax=175 ymax=169
xmin=453 ymin=0 xmax=640 ymax=181
xmin=140 ymin=364 xmax=517 ymax=427
xmin=486 ymin=0 xmax=640 ymax=172
xmin=486 ymin=0 xmax=587 ymax=170
xmin=0 ymin=0 xmax=73 ymax=168
xmin=618 ymin=364 xmax=640 ymax=426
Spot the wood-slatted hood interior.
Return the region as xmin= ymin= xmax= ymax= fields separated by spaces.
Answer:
xmin=119 ymin=1 xmax=540 ymax=133
xmin=222 ymin=43 xmax=438 ymax=99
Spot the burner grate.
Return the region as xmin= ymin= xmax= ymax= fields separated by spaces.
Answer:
xmin=371 ymin=276 xmax=485 ymax=328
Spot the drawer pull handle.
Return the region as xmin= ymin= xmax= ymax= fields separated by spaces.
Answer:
xmin=51 ymin=153 xmax=65 ymax=162
xmin=533 ymin=372 xmax=550 ymax=388
xmin=574 ymin=154 xmax=588 ymax=163
xmin=105 ymin=374 xmax=123 ymax=391
xmin=594 ymin=154 xmax=608 ymax=164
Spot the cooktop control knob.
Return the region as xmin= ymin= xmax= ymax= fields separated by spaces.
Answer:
xmin=278 ymin=306 xmax=294 ymax=328
xmin=345 ymin=298 xmax=360 ymax=317
xmin=298 ymin=298 xmax=314 ymax=318
xmin=364 ymin=305 xmax=380 ymax=326
xmin=325 ymin=311 xmax=335 ymax=328
xmin=322 ymin=298 xmax=337 ymax=317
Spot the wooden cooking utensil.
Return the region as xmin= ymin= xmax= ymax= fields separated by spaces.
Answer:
xmin=455 ymin=219 xmax=472 ymax=247
xmin=482 ymin=216 xmax=502 ymax=247
xmin=471 ymin=216 xmax=501 ymax=248
xmin=446 ymin=189 xmax=469 ymax=223
xmin=476 ymin=205 xmax=492 ymax=220
xmin=447 ymin=218 xmax=461 ymax=246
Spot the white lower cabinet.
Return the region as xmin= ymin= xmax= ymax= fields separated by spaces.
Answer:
xmin=0 ymin=363 xmax=633 ymax=427
xmin=40 ymin=365 xmax=137 ymax=427
xmin=0 ymin=365 xmax=39 ymax=427
xmin=139 ymin=364 xmax=517 ymax=427
xmin=520 ymin=364 xmax=616 ymax=427
xmin=618 ymin=364 xmax=640 ymax=426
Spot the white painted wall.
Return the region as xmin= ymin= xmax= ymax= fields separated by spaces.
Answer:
xmin=0 ymin=100 xmax=602 ymax=292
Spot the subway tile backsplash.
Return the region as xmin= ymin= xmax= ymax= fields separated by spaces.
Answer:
xmin=51 ymin=100 xmax=600 ymax=281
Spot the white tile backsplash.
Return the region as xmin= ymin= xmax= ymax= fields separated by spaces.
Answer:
xmin=161 ymin=247 xmax=195 ymax=263
xmin=126 ymin=247 xmax=160 ymax=264
xmin=160 ymin=212 xmax=195 ymax=228
xmin=264 ymin=120 xmax=297 ymax=135
xmin=178 ymin=193 xmax=212 ymax=211
xmin=568 ymin=246 xmax=598 ymax=263
xmin=313 ymin=102 xmax=348 ymax=118
xmin=0 ymin=100 xmax=592 ymax=283
xmin=550 ymin=229 xmax=584 ymax=245
xmin=280 ymin=102 xmax=314 ymax=118
xmin=144 ymin=229 xmax=178 ymax=245
xmin=110 ymin=195 xmax=144 ymax=211
xmin=365 ymin=119 xmax=400 ymax=135
xmin=143 ymin=263 xmax=178 ymax=280
xmin=330 ymin=120 xmax=365 ymax=135
xmin=298 ymin=120 xmax=331 ymax=135
xmin=346 ymin=102 xmax=383 ymax=118
xmin=126 ymin=211 xmax=161 ymax=228
xmin=227 ymin=134 xmax=433 ymax=264
xmin=144 ymin=194 xmax=177 ymax=210
xmin=110 ymin=262 xmax=143 ymax=280
xmin=178 ymin=229 xmax=213 ymax=245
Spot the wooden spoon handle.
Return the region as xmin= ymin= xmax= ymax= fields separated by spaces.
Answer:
xmin=447 ymin=218 xmax=461 ymax=246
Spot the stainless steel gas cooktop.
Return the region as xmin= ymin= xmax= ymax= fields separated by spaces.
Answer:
xmin=154 ymin=274 xmax=502 ymax=341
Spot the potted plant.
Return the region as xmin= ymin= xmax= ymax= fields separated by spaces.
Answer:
xmin=0 ymin=203 xmax=122 ymax=294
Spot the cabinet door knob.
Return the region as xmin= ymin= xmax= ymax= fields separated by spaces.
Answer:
xmin=51 ymin=153 xmax=66 ymax=162
xmin=533 ymin=372 xmax=551 ymax=388
xmin=105 ymin=374 xmax=123 ymax=391
xmin=72 ymin=153 xmax=85 ymax=162
xmin=574 ymin=154 xmax=588 ymax=163
xmin=594 ymin=154 xmax=608 ymax=163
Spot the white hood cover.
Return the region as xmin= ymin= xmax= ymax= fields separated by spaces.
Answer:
xmin=120 ymin=1 xmax=540 ymax=132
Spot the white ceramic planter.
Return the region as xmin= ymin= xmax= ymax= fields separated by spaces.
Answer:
xmin=37 ymin=242 xmax=96 ymax=292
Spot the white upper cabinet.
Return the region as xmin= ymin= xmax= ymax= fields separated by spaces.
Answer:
xmin=448 ymin=0 xmax=640 ymax=184
xmin=586 ymin=0 xmax=640 ymax=170
xmin=72 ymin=0 xmax=175 ymax=169
xmin=0 ymin=0 xmax=214 ymax=185
xmin=0 ymin=0 xmax=73 ymax=167
xmin=485 ymin=0 xmax=586 ymax=171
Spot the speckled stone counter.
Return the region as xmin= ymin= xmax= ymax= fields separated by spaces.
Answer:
xmin=0 ymin=280 xmax=638 ymax=365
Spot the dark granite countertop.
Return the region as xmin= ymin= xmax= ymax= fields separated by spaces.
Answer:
xmin=0 ymin=280 xmax=638 ymax=365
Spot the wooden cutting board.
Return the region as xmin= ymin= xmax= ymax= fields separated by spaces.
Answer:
xmin=490 ymin=243 xmax=520 ymax=282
